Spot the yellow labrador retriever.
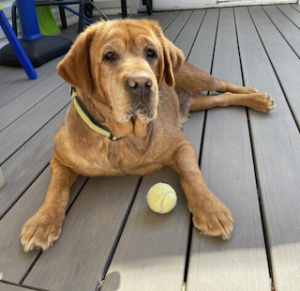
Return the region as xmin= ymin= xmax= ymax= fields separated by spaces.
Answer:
xmin=21 ymin=19 xmax=274 ymax=251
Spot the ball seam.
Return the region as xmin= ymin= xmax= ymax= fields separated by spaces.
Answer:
xmin=159 ymin=191 xmax=173 ymax=214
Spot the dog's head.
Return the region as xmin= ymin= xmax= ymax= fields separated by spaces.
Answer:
xmin=57 ymin=19 xmax=184 ymax=124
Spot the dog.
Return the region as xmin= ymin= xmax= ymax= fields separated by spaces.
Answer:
xmin=20 ymin=19 xmax=274 ymax=251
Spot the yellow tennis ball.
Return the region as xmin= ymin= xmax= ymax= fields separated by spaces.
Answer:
xmin=147 ymin=183 xmax=177 ymax=214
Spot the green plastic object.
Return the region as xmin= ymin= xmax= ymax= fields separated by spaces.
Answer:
xmin=36 ymin=6 xmax=60 ymax=36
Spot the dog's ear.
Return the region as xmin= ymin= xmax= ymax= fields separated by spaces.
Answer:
xmin=57 ymin=26 xmax=97 ymax=95
xmin=162 ymin=37 xmax=184 ymax=87
xmin=147 ymin=20 xmax=184 ymax=87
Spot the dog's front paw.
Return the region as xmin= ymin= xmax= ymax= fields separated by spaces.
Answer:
xmin=190 ymin=194 xmax=233 ymax=240
xmin=20 ymin=212 xmax=62 ymax=252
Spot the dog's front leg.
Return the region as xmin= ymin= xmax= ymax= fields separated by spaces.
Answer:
xmin=170 ymin=140 xmax=233 ymax=239
xmin=20 ymin=156 xmax=77 ymax=252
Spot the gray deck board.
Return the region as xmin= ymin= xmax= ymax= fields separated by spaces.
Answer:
xmin=0 ymin=56 xmax=64 ymax=108
xmin=279 ymin=4 xmax=300 ymax=28
xmin=101 ymin=11 xmax=206 ymax=291
xmin=188 ymin=9 xmax=219 ymax=72
xmin=0 ymin=108 xmax=67 ymax=218
xmin=142 ymin=11 xmax=168 ymax=21
xmin=0 ymin=23 xmax=77 ymax=110
xmin=248 ymin=6 xmax=300 ymax=128
xmin=0 ymin=83 xmax=69 ymax=165
xmin=158 ymin=11 xmax=181 ymax=30
xmin=163 ymin=10 xmax=193 ymax=41
xmin=0 ymin=72 xmax=64 ymax=131
xmin=0 ymin=167 xmax=87 ymax=283
xmin=187 ymin=8 xmax=270 ymax=290
xmin=101 ymin=170 xmax=190 ymax=291
xmin=263 ymin=5 xmax=300 ymax=58
xmin=291 ymin=3 xmax=300 ymax=14
xmin=24 ymin=175 xmax=140 ymax=291
xmin=0 ymin=69 xmax=27 ymax=92
xmin=174 ymin=10 xmax=206 ymax=57
xmin=0 ymin=282 xmax=34 ymax=291
xmin=101 ymin=116 xmax=204 ymax=291
xmin=0 ymin=66 xmax=17 ymax=78
xmin=236 ymin=7 xmax=300 ymax=291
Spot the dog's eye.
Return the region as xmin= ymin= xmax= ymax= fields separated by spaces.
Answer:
xmin=104 ymin=52 xmax=116 ymax=61
xmin=147 ymin=48 xmax=157 ymax=59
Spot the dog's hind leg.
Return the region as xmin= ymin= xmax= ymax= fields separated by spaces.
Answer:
xmin=20 ymin=156 xmax=78 ymax=252
xmin=189 ymin=92 xmax=275 ymax=113
xmin=175 ymin=62 xmax=274 ymax=113
xmin=175 ymin=62 xmax=258 ymax=94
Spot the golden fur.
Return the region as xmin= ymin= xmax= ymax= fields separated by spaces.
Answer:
xmin=20 ymin=19 xmax=274 ymax=251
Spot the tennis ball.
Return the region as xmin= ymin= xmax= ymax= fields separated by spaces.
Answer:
xmin=146 ymin=183 xmax=177 ymax=214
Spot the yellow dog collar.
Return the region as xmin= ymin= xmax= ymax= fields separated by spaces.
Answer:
xmin=70 ymin=86 xmax=120 ymax=141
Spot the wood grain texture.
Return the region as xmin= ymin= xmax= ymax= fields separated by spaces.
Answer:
xmin=0 ymin=66 xmax=16 ymax=78
xmin=158 ymin=11 xmax=181 ymax=31
xmin=248 ymin=6 xmax=300 ymax=128
xmin=0 ymin=167 xmax=87 ymax=283
xmin=236 ymin=7 xmax=300 ymax=291
xmin=0 ymin=72 xmax=64 ymax=131
xmin=0 ymin=282 xmax=34 ymax=291
xmin=279 ymin=4 xmax=300 ymax=28
xmin=186 ymin=8 xmax=270 ymax=291
xmin=163 ymin=10 xmax=193 ymax=42
xmin=0 ymin=56 xmax=64 ymax=108
xmin=0 ymin=68 xmax=26 ymax=92
xmin=0 ymin=167 xmax=4 ymax=189
xmin=291 ymin=3 xmax=300 ymax=14
xmin=0 ymin=83 xmax=69 ymax=165
xmin=101 ymin=169 xmax=190 ymax=291
xmin=188 ymin=9 xmax=219 ymax=73
xmin=174 ymin=10 xmax=206 ymax=57
xmin=101 ymin=11 xmax=206 ymax=291
xmin=142 ymin=11 xmax=168 ymax=21
xmin=101 ymin=109 xmax=204 ymax=291
xmin=24 ymin=175 xmax=140 ymax=291
xmin=263 ymin=6 xmax=300 ymax=58
xmin=0 ymin=109 xmax=67 ymax=218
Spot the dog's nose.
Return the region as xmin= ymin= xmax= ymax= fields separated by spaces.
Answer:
xmin=126 ymin=73 xmax=153 ymax=97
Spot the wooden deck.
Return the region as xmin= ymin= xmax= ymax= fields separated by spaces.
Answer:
xmin=1 ymin=5 xmax=300 ymax=291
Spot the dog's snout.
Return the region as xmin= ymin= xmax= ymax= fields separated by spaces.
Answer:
xmin=126 ymin=72 xmax=153 ymax=97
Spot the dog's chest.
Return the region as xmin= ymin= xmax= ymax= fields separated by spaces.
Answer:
xmin=55 ymin=132 xmax=165 ymax=177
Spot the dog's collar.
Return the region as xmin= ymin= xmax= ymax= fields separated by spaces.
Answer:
xmin=70 ymin=86 xmax=120 ymax=141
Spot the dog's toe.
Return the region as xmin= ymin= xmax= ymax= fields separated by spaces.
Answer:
xmin=21 ymin=213 xmax=62 ymax=252
xmin=191 ymin=195 xmax=233 ymax=240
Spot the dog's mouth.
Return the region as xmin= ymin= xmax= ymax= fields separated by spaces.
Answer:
xmin=113 ymin=89 xmax=158 ymax=124
xmin=126 ymin=102 xmax=155 ymax=122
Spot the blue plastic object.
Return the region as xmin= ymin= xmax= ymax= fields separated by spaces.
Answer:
xmin=17 ymin=0 xmax=43 ymax=41
xmin=0 ymin=7 xmax=37 ymax=79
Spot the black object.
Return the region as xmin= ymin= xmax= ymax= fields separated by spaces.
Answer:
xmin=143 ymin=0 xmax=152 ymax=15
xmin=121 ymin=0 xmax=127 ymax=18
xmin=84 ymin=0 xmax=94 ymax=18
xmin=0 ymin=36 xmax=72 ymax=68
